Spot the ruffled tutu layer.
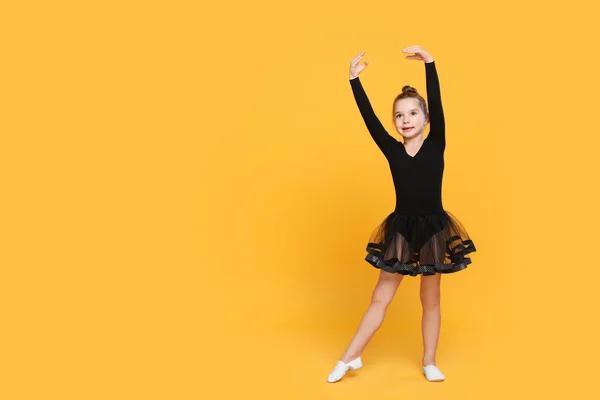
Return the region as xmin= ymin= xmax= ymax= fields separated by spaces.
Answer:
xmin=365 ymin=210 xmax=476 ymax=276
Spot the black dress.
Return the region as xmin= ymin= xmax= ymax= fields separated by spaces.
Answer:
xmin=349 ymin=61 xmax=476 ymax=276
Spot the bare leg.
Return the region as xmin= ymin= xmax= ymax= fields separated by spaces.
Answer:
xmin=339 ymin=270 xmax=403 ymax=363
xmin=420 ymin=272 xmax=442 ymax=366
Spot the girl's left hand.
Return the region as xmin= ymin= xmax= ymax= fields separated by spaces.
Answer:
xmin=402 ymin=46 xmax=434 ymax=63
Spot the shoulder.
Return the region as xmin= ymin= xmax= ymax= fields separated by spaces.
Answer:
xmin=425 ymin=133 xmax=445 ymax=150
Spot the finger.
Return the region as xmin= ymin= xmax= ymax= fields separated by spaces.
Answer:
xmin=350 ymin=52 xmax=365 ymax=65
xmin=403 ymin=46 xmax=422 ymax=52
xmin=353 ymin=51 xmax=365 ymax=60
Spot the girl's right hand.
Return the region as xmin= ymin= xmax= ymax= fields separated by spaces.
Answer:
xmin=349 ymin=51 xmax=369 ymax=79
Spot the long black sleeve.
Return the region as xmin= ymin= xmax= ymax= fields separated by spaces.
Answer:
xmin=425 ymin=61 xmax=445 ymax=148
xmin=349 ymin=77 xmax=397 ymax=158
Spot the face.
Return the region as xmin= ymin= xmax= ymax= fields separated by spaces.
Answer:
xmin=393 ymin=98 xmax=428 ymax=139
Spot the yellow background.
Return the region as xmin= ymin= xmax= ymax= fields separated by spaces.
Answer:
xmin=1 ymin=0 xmax=599 ymax=398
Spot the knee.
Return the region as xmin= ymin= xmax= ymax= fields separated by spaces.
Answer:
xmin=370 ymin=272 xmax=401 ymax=307
xmin=371 ymin=289 xmax=394 ymax=308
xmin=420 ymin=291 xmax=440 ymax=311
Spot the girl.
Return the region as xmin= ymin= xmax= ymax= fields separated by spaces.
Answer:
xmin=326 ymin=46 xmax=476 ymax=383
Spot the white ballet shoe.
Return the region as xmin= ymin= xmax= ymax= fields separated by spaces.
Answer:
xmin=422 ymin=364 xmax=445 ymax=382
xmin=326 ymin=357 xmax=363 ymax=383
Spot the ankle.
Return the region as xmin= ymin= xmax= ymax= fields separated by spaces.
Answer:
xmin=340 ymin=354 xmax=361 ymax=363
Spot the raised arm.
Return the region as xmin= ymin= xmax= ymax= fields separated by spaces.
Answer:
xmin=349 ymin=77 xmax=397 ymax=157
xmin=348 ymin=51 xmax=397 ymax=158
xmin=425 ymin=61 xmax=445 ymax=148
xmin=402 ymin=46 xmax=446 ymax=149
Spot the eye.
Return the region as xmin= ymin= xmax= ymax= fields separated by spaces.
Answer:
xmin=411 ymin=111 xmax=417 ymax=115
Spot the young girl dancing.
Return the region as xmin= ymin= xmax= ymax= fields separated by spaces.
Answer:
xmin=327 ymin=46 xmax=476 ymax=383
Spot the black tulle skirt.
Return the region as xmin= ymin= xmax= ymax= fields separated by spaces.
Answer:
xmin=365 ymin=210 xmax=476 ymax=276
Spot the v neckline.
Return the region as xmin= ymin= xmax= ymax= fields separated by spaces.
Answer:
xmin=402 ymin=138 xmax=426 ymax=158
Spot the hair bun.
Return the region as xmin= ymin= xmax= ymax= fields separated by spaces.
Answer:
xmin=402 ymin=85 xmax=418 ymax=95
